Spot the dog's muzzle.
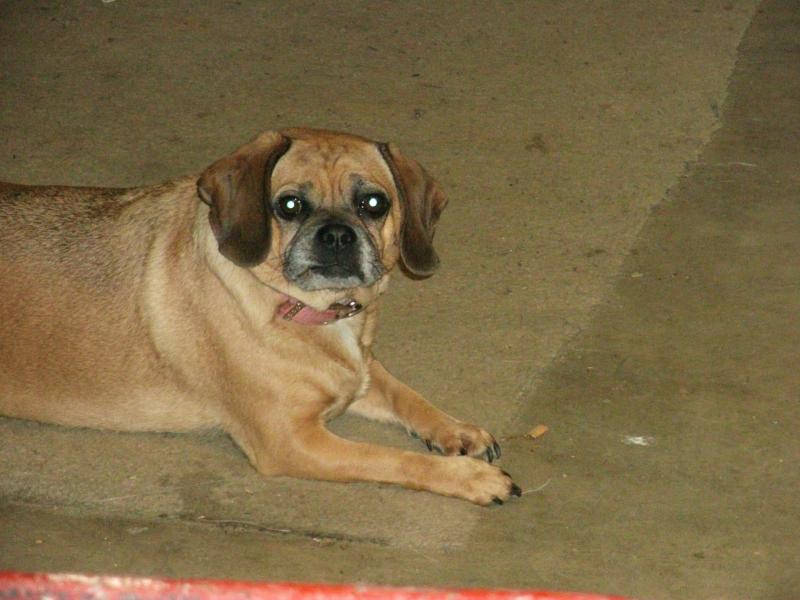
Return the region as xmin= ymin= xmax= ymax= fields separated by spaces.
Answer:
xmin=283 ymin=220 xmax=384 ymax=291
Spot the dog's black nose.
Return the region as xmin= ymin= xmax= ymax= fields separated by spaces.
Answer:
xmin=316 ymin=223 xmax=356 ymax=249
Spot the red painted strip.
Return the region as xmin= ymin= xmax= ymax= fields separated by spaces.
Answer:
xmin=0 ymin=572 xmax=629 ymax=600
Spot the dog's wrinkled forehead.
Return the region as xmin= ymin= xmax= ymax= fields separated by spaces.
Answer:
xmin=270 ymin=135 xmax=396 ymax=205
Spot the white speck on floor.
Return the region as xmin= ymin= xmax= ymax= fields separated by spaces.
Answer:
xmin=623 ymin=435 xmax=655 ymax=446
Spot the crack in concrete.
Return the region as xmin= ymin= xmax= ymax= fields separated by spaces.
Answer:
xmin=182 ymin=517 xmax=390 ymax=547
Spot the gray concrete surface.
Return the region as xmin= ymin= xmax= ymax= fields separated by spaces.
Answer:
xmin=2 ymin=1 xmax=798 ymax=599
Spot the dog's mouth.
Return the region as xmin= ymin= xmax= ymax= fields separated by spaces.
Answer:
xmin=286 ymin=258 xmax=386 ymax=291
xmin=308 ymin=263 xmax=358 ymax=277
xmin=289 ymin=262 xmax=367 ymax=291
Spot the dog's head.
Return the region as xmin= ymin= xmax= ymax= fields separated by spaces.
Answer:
xmin=197 ymin=129 xmax=447 ymax=291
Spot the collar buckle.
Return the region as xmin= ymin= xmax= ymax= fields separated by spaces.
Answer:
xmin=329 ymin=299 xmax=364 ymax=320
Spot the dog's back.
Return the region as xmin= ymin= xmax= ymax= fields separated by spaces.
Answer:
xmin=0 ymin=180 xmax=211 ymax=430
xmin=1 ymin=182 xmax=139 ymax=281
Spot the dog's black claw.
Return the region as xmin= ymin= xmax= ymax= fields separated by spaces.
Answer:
xmin=492 ymin=497 xmax=504 ymax=505
xmin=409 ymin=431 xmax=419 ymax=439
xmin=486 ymin=446 xmax=495 ymax=463
xmin=459 ymin=447 xmax=467 ymax=455
xmin=424 ymin=439 xmax=433 ymax=452
xmin=492 ymin=441 xmax=502 ymax=459
xmin=500 ymin=469 xmax=512 ymax=478
xmin=511 ymin=483 xmax=522 ymax=497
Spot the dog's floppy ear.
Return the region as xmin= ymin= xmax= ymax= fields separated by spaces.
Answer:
xmin=197 ymin=131 xmax=291 ymax=267
xmin=378 ymin=142 xmax=448 ymax=279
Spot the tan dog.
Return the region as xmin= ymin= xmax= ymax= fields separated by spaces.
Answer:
xmin=0 ymin=128 xmax=520 ymax=505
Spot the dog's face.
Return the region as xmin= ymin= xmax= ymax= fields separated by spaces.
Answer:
xmin=197 ymin=129 xmax=447 ymax=291
xmin=270 ymin=133 xmax=397 ymax=291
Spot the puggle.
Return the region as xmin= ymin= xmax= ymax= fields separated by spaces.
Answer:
xmin=0 ymin=128 xmax=521 ymax=505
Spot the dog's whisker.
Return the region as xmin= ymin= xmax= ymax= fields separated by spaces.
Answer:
xmin=521 ymin=478 xmax=552 ymax=495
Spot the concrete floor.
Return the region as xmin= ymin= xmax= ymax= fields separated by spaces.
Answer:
xmin=1 ymin=1 xmax=798 ymax=599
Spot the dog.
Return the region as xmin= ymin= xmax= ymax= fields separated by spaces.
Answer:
xmin=0 ymin=128 xmax=520 ymax=505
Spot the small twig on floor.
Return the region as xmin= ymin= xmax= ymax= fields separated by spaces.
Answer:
xmin=709 ymin=161 xmax=758 ymax=168
xmin=521 ymin=477 xmax=552 ymax=495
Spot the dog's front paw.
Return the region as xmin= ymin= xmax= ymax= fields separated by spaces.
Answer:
xmin=440 ymin=457 xmax=521 ymax=506
xmin=415 ymin=419 xmax=501 ymax=462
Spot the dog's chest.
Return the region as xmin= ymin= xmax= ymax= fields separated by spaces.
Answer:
xmin=319 ymin=319 xmax=370 ymax=420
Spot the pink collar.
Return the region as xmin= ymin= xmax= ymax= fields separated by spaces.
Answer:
xmin=276 ymin=295 xmax=364 ymax=326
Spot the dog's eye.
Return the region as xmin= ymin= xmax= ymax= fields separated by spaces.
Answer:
xmin=357 ymin=193 xmax=390 ymax=219
xmin=276 ymin=195 xmax=305 ymax=220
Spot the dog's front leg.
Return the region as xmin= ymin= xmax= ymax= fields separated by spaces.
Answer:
xmin=268 ymin=417 xmax=519 ymax=505
xmin=348 ymin=360 xmax=502 ymax=462
xmin=225 ymin=396 xmax=518 ymax=505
